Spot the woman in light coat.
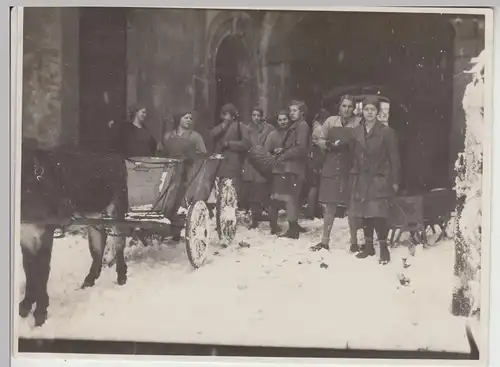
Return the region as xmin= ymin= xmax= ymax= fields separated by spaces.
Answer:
xmin=310 ymin=95 xmax=361 ymax=252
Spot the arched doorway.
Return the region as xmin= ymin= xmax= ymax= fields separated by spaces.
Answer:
xmin=214 ymin=36 xmax=255 ymax=124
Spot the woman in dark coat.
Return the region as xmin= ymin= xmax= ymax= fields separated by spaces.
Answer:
xmin=210 ymin=103 xmax=251 ymax=201
xmin=305 ymin=108 xmax=330 ymax=219
xmin=270 ymin=100 xmax=311 ymax=239
xmin=264 ymin=110 xmax=290 ymax=234
xmin=113 ymin=105 xmax=157 ymax=158
xmin=351 ymin=96 xmax=401 ymax=265
xmin=310 ymin=95 xmax=362 ymax=252
xmin=242 ymin=106 xmax=275 ymax=229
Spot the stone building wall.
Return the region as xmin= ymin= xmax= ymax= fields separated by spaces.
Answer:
xmin=126 ymin=9 xmax=203 ymax=140
xmin=22 ymin=7 xmax=79 ymax=149
xmin=21 ymin=8 xmax=485 ymax=183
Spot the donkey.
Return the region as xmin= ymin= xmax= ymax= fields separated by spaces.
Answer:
xmin=19 ymin=142 xmax=129 ymax=327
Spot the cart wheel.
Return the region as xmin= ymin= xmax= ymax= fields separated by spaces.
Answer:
xmin=185 ymin=200 xmax=211 ymax=269
xmin=421 ymin=224 xmax=445 ymax=247
xmin=216 ymin=178 xmax=238 ymax=245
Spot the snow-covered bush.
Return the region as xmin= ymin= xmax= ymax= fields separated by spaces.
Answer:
xmin=452 ymin=50 xmax=485 ymax=318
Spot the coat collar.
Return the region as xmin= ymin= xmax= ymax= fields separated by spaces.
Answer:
xmin=283 ymin=119 xmax=302 ymax=144
xmin=288 ymin=119 xmax=303 ymax=130
xmin=355 ymin=119 xmax=384 ymax=150
xmin=365 ymin=119 xmax=384 ymax=139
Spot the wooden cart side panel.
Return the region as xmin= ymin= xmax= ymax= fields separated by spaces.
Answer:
xmin=126 ymin=160 xmax=181 ymax=210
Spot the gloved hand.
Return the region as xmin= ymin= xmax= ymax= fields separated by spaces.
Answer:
xmin=325 ymin=140 xmax=341 ymax=151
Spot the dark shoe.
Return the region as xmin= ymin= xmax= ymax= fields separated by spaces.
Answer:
xmin=349 ymin=243 xmax=360 ymax=253
xmin=270 ymin=224 xmax=282 ymax=235
xmin=379 ymin=241 xmax=391 ymax=265
xmin=249 ymin=220 xmax=259 ymax=230
xmin=279 ymin=222 xmax=299 ymax=239
xmin=356 ymin=241 xmax=375 ymax=259
xmin=310 ymin=242 xmax=329 ymax=251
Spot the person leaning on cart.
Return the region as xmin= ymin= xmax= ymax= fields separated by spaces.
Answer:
xmin=269 ymin=100 xmax=311 ymax=239
xmin=209 ymin=103 xmax=251 ymax=203
xmin=157 ymin=111 xmax=207 ymax=159
xmin=156 ymin=111 xmax=207 ymax=236
xmin=310 ymin=95 xmax=361 ymax=253
xmin=350 ymin=96 xmax=401 ymax=265
xmin=242 ymin=106 xmax=275 ymax=229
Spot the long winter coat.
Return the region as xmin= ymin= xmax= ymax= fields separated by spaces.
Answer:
xmin=271 ymin=120 xmax=311 ymax=180
xmin=317 ymin=115 xmax=361 ymax=204
xmin=210 ymin=120 xmax=251 ymax=193
xmin=264 ymin=128 xmax=287 ymax=154
xmin=349 ymin=120 xmax=401 ymax=218
xmin=242 ymin=122 xmax=275 ymax=183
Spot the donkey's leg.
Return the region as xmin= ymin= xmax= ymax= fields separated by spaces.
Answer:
xmin=82 ymin=225 xmax=107 ymax=289
xmin=112 ymin=225 xmax=128 ymax=286
xmin=32 ymin=227 xmax=55 ymax=327
xmin=19 ymin=224 xmax=44 ymax=318
xmin=19 ymin=246 xmax=36 ymax=317
xmin=19 ymin=224 xmax=46 ymax=317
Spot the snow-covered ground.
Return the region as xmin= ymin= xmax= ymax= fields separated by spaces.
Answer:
xmin=15 ymin=215 xmax=472 ymax=353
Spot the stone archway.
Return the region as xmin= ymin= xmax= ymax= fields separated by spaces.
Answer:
xmin=204 ymin=11 xmax=258 ymax=131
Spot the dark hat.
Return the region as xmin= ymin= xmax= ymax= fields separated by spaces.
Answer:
xmin=220 ymin=103 xmax=239 ymax=117
xmin=362 ymin=95 xmax=381 ymax=110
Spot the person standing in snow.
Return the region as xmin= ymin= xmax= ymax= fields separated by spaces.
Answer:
xmin=264 ymin=110 xmax=290 ymax=235
xmin=305 ymin=108 xmax=331 ymax=219
xmin=242 ymin=106 xmax=275 ymax=229
xmin=350 ymin=96 xmax=401 ymax=265
xmin=210 ymin=103 xmax=251 ymax=203
xmin=268 ymin=101 xmax=311 ymax=239
xmin=310 ymin=95 xmax=362 ymax=252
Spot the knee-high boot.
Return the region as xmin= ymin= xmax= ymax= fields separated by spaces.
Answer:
xmin=279 ymin=221 xmax=300 ymax=239
xmin=379 ymin=240 xmax=390 ymax=265
xmin=269 ymin=201 xmax=281 ymax=235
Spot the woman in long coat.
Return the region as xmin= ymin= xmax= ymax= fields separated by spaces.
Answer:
xmin=242 ymin=106 xmax=275 ymax=229
xmin=305 ymin=108 xmax=330 ymax=219
xmin=210 ymin=103 xmax=251 ymax=201
xmin=310 ymin=95 xmax=362 ymax=252
xmin=351 ymin=96 xmax=401 ymax=265
xmin=270 ymin=100 xmax=311 ymax=239
xmin=264 ymin=110 xmax=291 ymax=235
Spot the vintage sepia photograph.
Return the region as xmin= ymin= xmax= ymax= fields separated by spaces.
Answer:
xmin=13 ymin=5 xmax=492 ymax=361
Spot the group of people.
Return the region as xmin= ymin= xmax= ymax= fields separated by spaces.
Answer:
xmin=111 ymin=94 xmax=400 ymax=266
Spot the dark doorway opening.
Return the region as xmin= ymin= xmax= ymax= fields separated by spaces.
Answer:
xmin=79 ymin=8 xmax=127 ymax=153
xmin=287 ymin=12 xmax=457 ymax=191
xmin=214 ymin=36 xmax=255 ymax=124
